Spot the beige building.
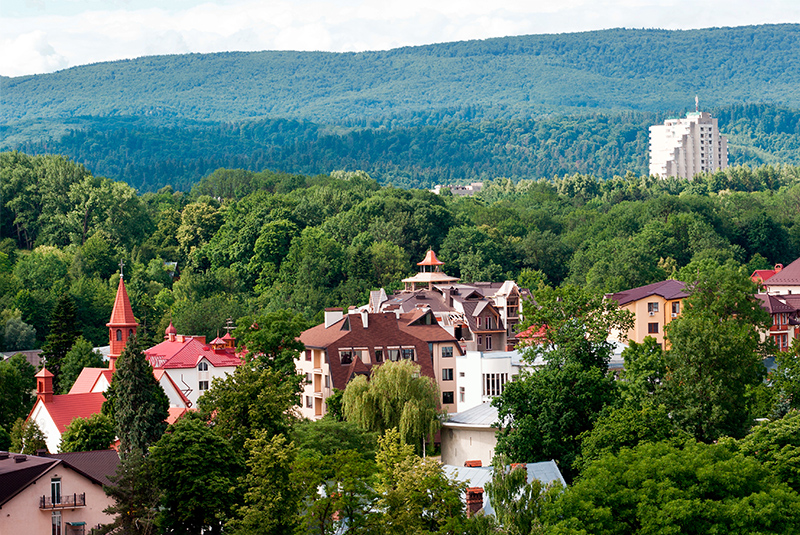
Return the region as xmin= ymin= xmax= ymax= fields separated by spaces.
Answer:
xmin=608 ymin=280 xmax=689 ymax=346
xmin=649 ymin=109 xmax=728 ymax=179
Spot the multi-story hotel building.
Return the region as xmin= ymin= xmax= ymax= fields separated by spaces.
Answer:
xmin=649 ymin=108 xmax=729 ymax=179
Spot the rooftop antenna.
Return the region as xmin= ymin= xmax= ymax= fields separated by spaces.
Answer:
xmin=695 ymin=95 xmax=699 ymax=112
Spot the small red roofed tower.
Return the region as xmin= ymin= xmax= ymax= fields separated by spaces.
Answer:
xmin=107 ymin=268 xmax=138 ymax=370
xmin=35 ymin=368 xmax=54 ymax=404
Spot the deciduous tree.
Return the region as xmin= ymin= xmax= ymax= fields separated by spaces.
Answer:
xmin=59 ymin=413 xmax=116 ymax=452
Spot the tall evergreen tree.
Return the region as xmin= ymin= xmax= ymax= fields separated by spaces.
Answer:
xmin=103 ymin=335 xmax=169 ymax=454
xmin=39 ymin=292 xmax=80 ymax=393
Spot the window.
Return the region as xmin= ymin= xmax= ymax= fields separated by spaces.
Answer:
xmin=485 ymin=335 xmax=492 ymax=350
xmin=648 ymin=323 xmax=659 ymax=334
xmin=305 ymin=373 xmax=311 ymax=384
xmin=477 ymin=335 xmax=483 ymax=347
xmin=647 ymin=302 xmax=659 ymax=314
xmin=199 ymin=381 xmax=209 ymax=391
xmin=52 ymin=511 xmax=62 ymax=535
xmin=306 ymin=396 xmax=313 ymax=408
xmin=672 ymin=302 xmax=680 ymax=316
xmin=375 ymin=349 xmax=384 ymax=362
xmin=325 ymin=375 xmax=330 ymax=388
xmin=116 ymin=329 xmax=122 ymax=341
xmin=442 ymin=391 xmax=454 ymax=404
xmin=482 ymin=373 xmax=508 ymax=397
xmin=387 ymin=348 xmax=400 ymax=361
xmin=774 ymin=333 xmax=789 ymax=351
xmin=305 ymin=351 xmax=311 ymax=362
xmin=339 ymin=350 xmax=353 ymax=365
xmin=459 ymin=387 xmax=465 ymax=403
xmin=442 ymin=346 xmax=453 ymax=358
xmin=442 ymin=368 xmax=454 ymax=381
xmin=459 ymin=371 xmax=465 ymax=377
xmin=402 ymin=348 xmax=415 ymax=361
xmin=476 ymin=316 xmax=482 ymax=328
xmin=51 ymin=478 xmax=61 ymax=505
xmin=198 ymin=361 xmax=208 ymax=371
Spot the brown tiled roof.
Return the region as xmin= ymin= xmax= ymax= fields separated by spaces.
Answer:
xmin=0 ymin=453 xmax=59 ymax=506
xmin=299 ymin=312 xmax=439 ymax=390
xmin=49 ymin=450 xmax=120 ymax=487
xmin=609 ymin=280 xmax=689 ymax=306
xmin=756 ymin=294 xmax=797 ymax=314
xmin=765 ymin=257 xmax=800 ymax=286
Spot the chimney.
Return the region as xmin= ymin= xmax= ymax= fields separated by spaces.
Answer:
xmin=361 ymin=309 xmax=369 ymax=329
xmin=324 ymin=308 xmax=344 ymax=329
xmin=465 ymin=487 xmax=484 ymax=517
xmin=35 ymin=368 xmax=54 ymax=404
xmin=464 ymin=460 xmax=482 ymax=467
xmin=775 ymin=264 xmax=784 ymax=273
xmin=511 ymin=463 xmax=527 ymax=474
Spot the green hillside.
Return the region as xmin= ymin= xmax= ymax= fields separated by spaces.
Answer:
xmin=2 ymin=25 xmax=800 ymax=191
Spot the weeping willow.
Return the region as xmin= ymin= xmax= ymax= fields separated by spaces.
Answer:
xmin=342 ymin=360 xmax=441 ymax=454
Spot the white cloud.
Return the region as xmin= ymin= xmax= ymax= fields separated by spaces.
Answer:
xmin=1 ymin=0 xmax=800 ymax=76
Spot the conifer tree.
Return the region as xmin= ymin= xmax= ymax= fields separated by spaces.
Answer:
xmin=40 ymin=292 xmax=80 ymax=393
xmin=103 ymin=334 xmax=169 ymax=454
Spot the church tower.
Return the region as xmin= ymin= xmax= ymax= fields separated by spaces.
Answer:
xmin=107 ymin=274 xmax=138 ymax=370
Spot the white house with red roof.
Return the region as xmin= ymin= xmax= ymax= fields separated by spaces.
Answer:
xmin=27 ymin=276 xmax=191 ymax=453
xmin=763 ymin=257 xmax=800 ymax=295
xmin=144 ymin=325 xmax=242 ymax=407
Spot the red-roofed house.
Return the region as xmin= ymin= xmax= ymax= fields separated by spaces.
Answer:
xmin=756 ymin=293 xmax=800 ymax=351
xmin=297 ymin=307 xmax=463 ymax=419
xmin=751 ymin=263 xmax=784 ymax=285
xmin=608 ymin=279 xmax=690 ymax=346
xmin=144 ymin=323 xmax=243 ymax=407
xmin=763 ymin=257 xmax=800 ymax=295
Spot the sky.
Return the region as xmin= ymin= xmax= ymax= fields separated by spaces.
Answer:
xmin=2 ymin=0 xmax=800 ymax=77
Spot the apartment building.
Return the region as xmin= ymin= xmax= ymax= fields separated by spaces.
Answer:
xmin=649 ymin=109 xmax=728 ymax=179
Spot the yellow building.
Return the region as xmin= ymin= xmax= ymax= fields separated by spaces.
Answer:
xmin=608 ymin=280 xmax=689 ymax=346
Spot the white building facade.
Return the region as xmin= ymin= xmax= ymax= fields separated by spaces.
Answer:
xmin=649 ymin=110 xmax=728 ymax=179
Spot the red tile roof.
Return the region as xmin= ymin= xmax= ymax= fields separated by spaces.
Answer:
xmin=68 ymin=368 xmax=112 ymax=394
xmin=40 ymin=392 xmax=107 ymax=434
xmin=145 ymin=337 xmax=242 ymax=369
xmin=418 ymin=250 xmax=445 ymax=266
xmin=765 ymin=257 xmax=800 ymax=286
xmin=609 ymin=279 xmax=689 ymax=306
xmin=107 ymin=277 xmax=137 ymax=327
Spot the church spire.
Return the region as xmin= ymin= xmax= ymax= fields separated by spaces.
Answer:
xmin=107 ymin=274 xmax=138 ymax=370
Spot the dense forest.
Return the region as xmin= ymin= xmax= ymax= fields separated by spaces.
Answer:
xmin=5 ymin=103 xmax=800 ymax=191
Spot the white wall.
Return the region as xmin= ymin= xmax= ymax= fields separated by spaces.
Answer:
xmin=440 ymin=425 xmax=498 ymax=466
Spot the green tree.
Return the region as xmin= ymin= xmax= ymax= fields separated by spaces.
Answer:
xmin=369 ymin=428 xmax=466 ymax=534
xmin=726 ymin=411 xmax=800 ymax=493
xmin=234 ymin=310 xmax=308 ymax=374
xmin=98 ymin=449 xmax=160 ymax=535
xmin=59 ymin=336 xmax=105 ymax=394
xmin=547 ymin=440 xmax=800 ymax=535
xmin=0 ymin=353 xmax=36 ymax=432
xmin=103 ymin=336 xmax=170 ymax=454
xmin=59 ymin=413 xmax=116 ymax=452
xmin=230 ymin=432 xmax=301 ymax=535
xmin=39 ymin=291 xmax=81 ymax=393
xmin=197 ymin=364 xmax=300 ymax=451
xmin=770 ymin=337 xmax=800 ymax=415
xmin=10 ymin=418 xmax=47 ymax=454
xmin=292 ymin=417 xmax=378 ymax=459
xmin=2 ymin=316 xmax=36 ymax=351
xmin=494 ymin=284 xmax=632 ymax=479
xmin=618 ymin=337 xmax=667 ymax=407
xmin=484 ymin=456 xmax=561 ymax=535
xmin=663 ymin=260 xmax=770 ymax=441
xmin=342 ymin=360 xmax=442 ymax=454
xmin=150 ymin=415 xmax=242 ymax=534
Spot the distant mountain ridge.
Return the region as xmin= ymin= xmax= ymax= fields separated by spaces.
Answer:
xmin=2 ymin=25 xmax=800 ymax=191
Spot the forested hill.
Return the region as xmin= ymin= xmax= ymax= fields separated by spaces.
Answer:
xmin=3 ymin=24 xmax=800 ymax=126
xmin=3 ymin=24 xmax=800 ymax=191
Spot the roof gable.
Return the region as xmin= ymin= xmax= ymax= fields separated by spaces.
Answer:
xmin=765 ymin=257 xmax=800 ymax=286
xmin=0 ymin=454 xmax=60 ymax=507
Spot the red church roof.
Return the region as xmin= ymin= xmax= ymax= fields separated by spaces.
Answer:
xmin=107 ymin=277 xmax=137 ymax=327
xmin=145 ymin=336 xmax=242 ymax=369
xmin=68 ymin=368 xmax=113 ymax=394
xmin=38 ymin=392 xmax=107 ymax=434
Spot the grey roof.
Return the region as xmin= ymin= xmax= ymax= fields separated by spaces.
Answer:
xmin=445 ymin=402 xmax=498 ymax=427
xmin=443 ymin=460 xmax=566 ymax=515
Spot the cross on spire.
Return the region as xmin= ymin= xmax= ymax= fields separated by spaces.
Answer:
xmin=119 ymin=259 xmax=125 ymax=278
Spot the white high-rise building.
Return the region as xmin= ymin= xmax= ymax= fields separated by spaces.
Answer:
xmin=649 ymin=106 xmax=728 ymax=179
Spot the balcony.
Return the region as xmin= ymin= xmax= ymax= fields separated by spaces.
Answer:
xmin=40 ymin=493 xmax=85 ymax=509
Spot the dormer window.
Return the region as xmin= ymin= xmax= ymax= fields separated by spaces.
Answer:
xmin=198 ymin=362 xmax=208 ymax=372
